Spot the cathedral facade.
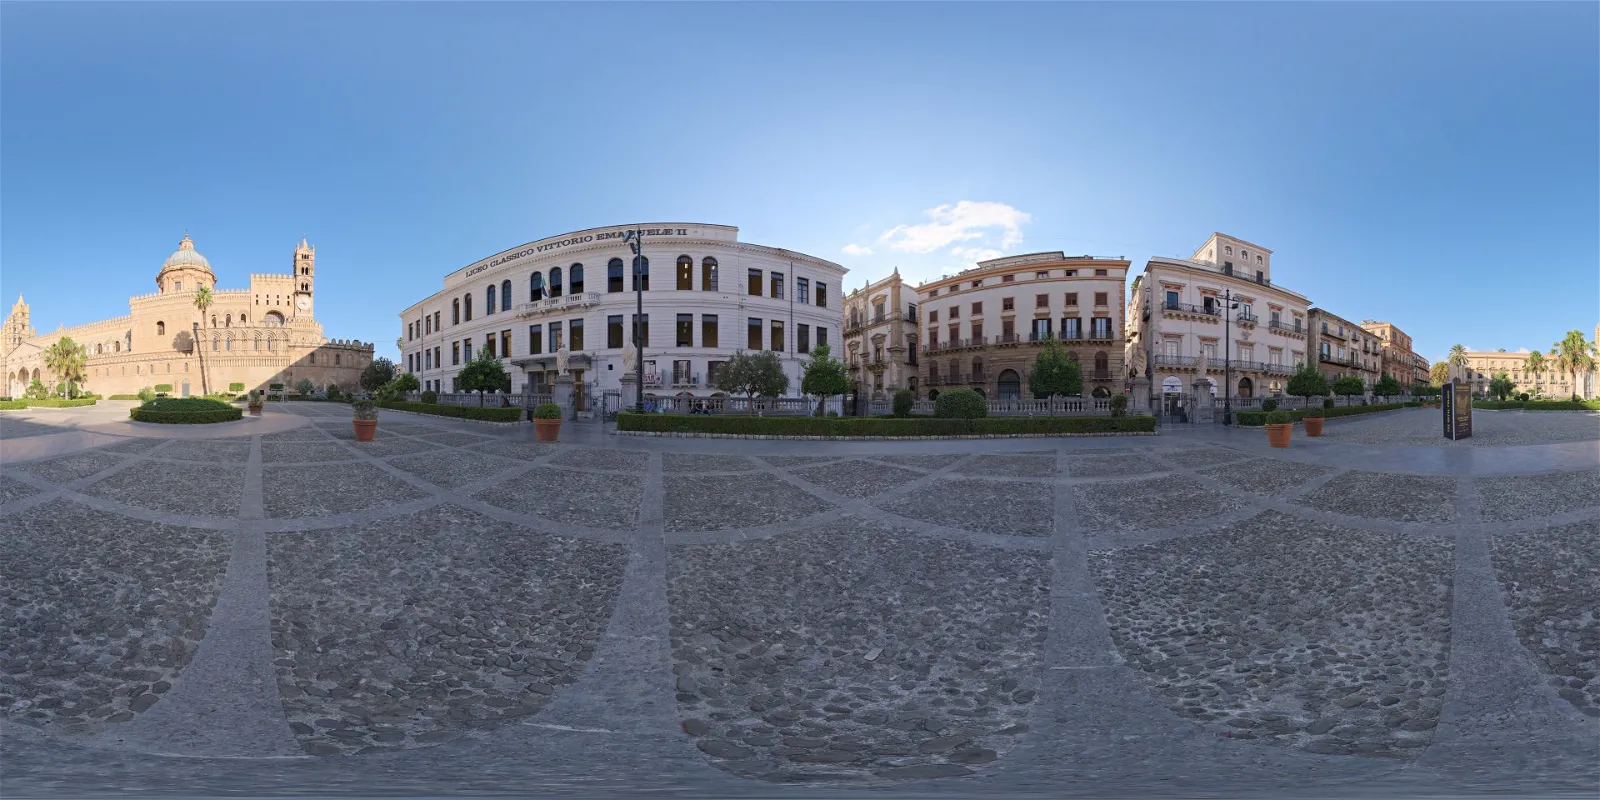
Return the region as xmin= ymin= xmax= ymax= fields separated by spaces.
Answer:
xmin=3 ymin=235 xmax=373 ymax=398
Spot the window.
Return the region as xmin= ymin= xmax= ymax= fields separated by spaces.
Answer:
xmin=676 ymin=255 xmax=693 ymax=290
xmin=529 ymin=325 xmax=543 ymax=355
xmin=1094 ymin=292 xmax=1108 ymax=306
xmin=1035 ymin=271 xmax=1049 ymax=279
xmin=631 ymin=256 xmax=650 ymax=291
xmin=549 ymin=267 xmax=563 ymax=298
xmin=608 ymin=258 xmax=625 ymax=293
xmin=452 ymin=342 xmax=461 ymax=365
xmin=928 ymin=309 xmax=938 ymax=323
xmin=453 ymin=299 xmax=460 ymax=324
xmin=631 ymin=313 xmax=649 ymax=346
xmin=1002 ymin=297 xmax=1014 ymax=311
xmin=971 ymin=322 xmax=984 ymax=341
xmin=1095 ymin=269 xmax=1108 ymax=276
xmin=1164 ymin=291 xmax=1179 ymax=309
xmin=747 ymin=268 xmax=763 ymax=296
xmin=1036 ymin=294 xmax=1049 ymax=308
xmin=771 ymin=272 xmax=784 ymax=300
xmin=463 ymin=341 xmax=472 ymax=361
xmin=1065 ymin=293 xmax=1078 ymax=307
xmin=1241 ymin=249 xmax=1248 ymax=258
xmin=816 ymin=282 xmax=827 ymax=308
xmin=608 ymin=315 xmax=624 ymax=348
xmin=501 ymin=280 xmax=512 ymax=311
xmin=1001 ymin=319 xmax=1014 ymax=341
xmin=433 ymin=346 xmax=440 ymax=368
xmin=949 ymin=305 xmax=960 ymax=319
xmin=464 ymin=295 xmax=473 ymax=321
xmin=798 ymin=323 xmax=810 ymax=353
xmin=1092 ymin=317 xmax=1112 ymax=339
xmin=677 ymin=314 xmax=693 ymax=347
xmin=971 ymin=280 xmax=983 ymax=289
xmin=425 ymin=350 xmax=432 ymax=370
xmin=570 ymin=264 xmax=584 ymax=294
xmin=747 ymin=318 xmax=762 ymax=350
xmin=927 ymin=328 xmax=938 ymax=348
xmin=175 ymin=281 xmax=182 ymax=291
xmin=1257 ymin=255 xmax=1264 ymax=264
xmin=816 ymin=326 xmax=826 ymax=348
xmin=1064 ymin=270 xmax=1076 ymax=277
xmin=971 ymin=302 xmax=982 ymax=316
xmin=1225 ymin=246 xmax=1233 ymax=255
xmin=530 ymin=272 xmax=544 ymax=302
xmin=873 ymin=301 xmax=885 ymax=320
xmin=425 ymin=315 xmax=432 ymax=335
xmin=1032 ymin=318 xmax=1052 ymax=340
xmin=212 ymin=333 xmax=219 ymax=351
xmin=1002 ymin=274 xmax=1015 ymax=283
xmin=547 ymin=323 xmax=561 ymax=353
xmin=1271 ymin=310 xmax=1281 ymax=325
xmin=701 ymin=315 xmax=718 ymax=348
xmin=708 ymin=360 xmax=726 ymax=386
xmin=569 ymin=319 xmax=583 ymax=350
xmin=156 ymin=321 xmax=165 ymax=337
xmin=948 ymin=324 xmax=959 ymax=343
xmin=1063 ymin=317 xmax=1081 ymax=339
xmin=796 ymin=277 xmax=809 ymax=304
xmin=929 ymin=288 xmax=940 ymax=297
xmin=485 ymin=334 xmax=496 ymax=359
xmin=771 ymin=320 xmax=784 ymax=352
xmin=487 ymin=284 xmax=497 ymax=314
xmin=701 ymin=257 xmax=718 ymax=291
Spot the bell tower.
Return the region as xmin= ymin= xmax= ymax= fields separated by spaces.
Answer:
xmin=292 ymin=238 xmax=315 ymax=318
xmin=4 ymin=295 xmax=33 ymax=356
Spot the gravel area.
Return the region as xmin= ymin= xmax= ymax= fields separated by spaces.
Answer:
xmin=14 ymin=453 xmax=125 ymax=484
xmin=0 ymin=418 xmax=65 ymax=440
xmin=1163 ymin=446 xmax=1253 ymax=469
xmin=959 ymin=454 xmax=1057 ymax=478
xmin=410 ymin=432 xmax=490 ymax=447
xmin=759 ymin=455 xmax=846 ymax=468
xmin=1197 ymin=459 xmax=1335 ymax=496
xmin=1091 ymin=510 xmax=1454 ymax=757
xmin=353 ymin=438 xmax=439 ymax=458
xmin=665 ymin=473 xmax=831 ymax=533
xmin=1330 ymin=408 xmax=1600 ymax=447
xmin=1490 ymin=522 xmax=1600 ymax=718
xmin=878 ymin=478 xmax=1054 ymax=536
xmin=96 ymin=438 xmax=170 ymax=455
xmin=261 ymin=428 xmax=337 ymax=443
xmin=158 ymin=439 xmax=252 ymax=463
xmin=792 ymin=461 xmax=925 ymax=501
xmin=473 ymin=467 xmax=642 ymax=530
xmin=463 ymin=440 xmax=557 ymax=461
xmin=1074 ymin=475 xmax=1248 ymax=533
xmin=872 ymin=454 xmax=967 ymax=471
xmin=1476 ymin=471 xmax=1600 ymax=522
xmin=667 ymin=519 xmax=1049 ymax=781
xmin=549 ymin=447 xmax=651 ymax=473
xmin=0 ymin=474 xmax=41 ymax=505
xmin=0 ymin=500 xmax=228 ymax=734
xmin=262 ymin=464 xmax=430 ymax=519
xmin=1299 ymin=471 xmax=1456 ymax=523
xmin=663 ymin=454 xmax=760 ymax=474
xmin=267 ymin=504 xmax=626 ymax=756
xmin=388 ymin=451 xmax=521 ymax=490
xmin=261 ymin=442 xmax=358 ymax=463
xmin=83 ymin=465 xmax=246 ymax=517
xmin=1067 ymin=453 xmax=1165 ymax=477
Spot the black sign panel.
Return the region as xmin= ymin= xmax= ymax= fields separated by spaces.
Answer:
xmin=1443 ymin=382 xmax=1472 ymax=440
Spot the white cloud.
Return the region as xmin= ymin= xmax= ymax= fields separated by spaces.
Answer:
xmin=877 ymin=201 xmax=1031 ymax=254
xmin=950 ymin=246 xmax=1003 ymax=264
xmin=841 ymin=243 xmax=874 ymax=256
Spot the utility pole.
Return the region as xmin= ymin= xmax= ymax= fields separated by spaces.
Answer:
xmin=625 ymin=229 xmax=646 ymax=413
xmin=1223 ymin=288 xmax=1234 ymax=426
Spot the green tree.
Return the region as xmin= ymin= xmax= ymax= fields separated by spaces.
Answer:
xmin=1488 ymin=372 xmax=1515 ymax=401
xmin=42 ymin=337 xmax=87 ymax=398
xmin=1373 ymin=374 xmax=1402 ymax=401
xmin=192 ymin=285 xmax=214 ymax=396
xmin=1332 ymin=375 xmax=1365 ymax=405
xmin=1428 ymin=361 xmax=1450 ymax=387
xmin=456 ymin=349 xmax=511 ymax=405
xmin=1286 ymin=363 xmax=1329 ymax=408
xmin=1551 ymin=329 xmax=1594 ymax=397
xmin=296 ymin=378 xmax=316 ymax=396
xmin=1524 ymin=349 xmax=1546 ymax=391
xmin=389 ymin=372 xmax=421 ymax=393
xmin=1448 ymin=343 xmax=1467 ymax=368
xmin=715 ymin=350 xmax=789 ymax=414
xmin=1028 ymin=340 xmax=1083 ymax=404
xmin=799 ymin=344 xmax=849 ymax=416
xmin=360 ymin=357 xmax=397 ymax=392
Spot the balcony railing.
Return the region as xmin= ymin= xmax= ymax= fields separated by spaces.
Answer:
xmin=1162 ymin=302 xmax=1222 ymax=317
xmin=517 ymin=292 xmax=602 ymax=317
xmin=1268 ymin=320 xmax=1304 ymax=335
xmin=669 ymin=373 xmax=702 ymax=388
xmin=1154 ymin=354 xmax=1199 ymax=368
xmin=1236 ymin=312 xmax=1258 ymax=324
xmin=995 ymin=333 xmax=1023 ymax=345
xmin=1086 ymin=327 xmax=1115 ymax=341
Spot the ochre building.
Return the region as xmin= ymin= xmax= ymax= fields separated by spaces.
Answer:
xmin=2 ymin=235 xmax=373 ymax=398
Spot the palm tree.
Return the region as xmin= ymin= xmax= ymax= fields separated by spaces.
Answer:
xmin=42 ymin=337 xmax=87 ymax=397
xmin=1447 ymin=343 xmax=1468 ymax=383
xmin=1524 ymin=350 xmax=1546 ymax=396
xmin=193 ymin=285 xmax=214 ymax=396
xmin=1551 ymin=329 xmax=1594 ymax=400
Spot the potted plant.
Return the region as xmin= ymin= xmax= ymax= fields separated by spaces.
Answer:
xmin=1303 ymin=406 xmax=1325 ymax=437
xmin=1264 ymin=409 xmax=1293 ymax=448
xmin=247 ymin=389 xmax=263 ymax=416
xmin=532 ymin=402 xmax=562 ymax=442
xmin=352 ymin=399 xmax=379 ymax=441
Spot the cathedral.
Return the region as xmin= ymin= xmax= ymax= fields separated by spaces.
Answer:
xmin=3 ymin=235 xmax=373 ymax=398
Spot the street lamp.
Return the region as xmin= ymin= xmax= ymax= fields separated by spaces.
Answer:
xmin=1223 ymin=288 xmax=1238 ymax=426
xmin=622 ymin=229 xmax=646 ymax=413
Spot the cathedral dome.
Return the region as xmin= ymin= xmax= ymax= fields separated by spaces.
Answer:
xmin=163 ymin=234 xmax=212 ymax=270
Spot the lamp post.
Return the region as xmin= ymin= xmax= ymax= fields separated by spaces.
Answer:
xmin=623 ymin=229 xmax=646 ymax=413
xmin=1223 ymin=288 xmax=1237 ymax=426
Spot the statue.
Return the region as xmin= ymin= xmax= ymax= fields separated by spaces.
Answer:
xmin=620 ymin=340 xmax=636 ymax=373
xmin=1130 ymin=342 xmax=1148 ymax=379
xmin=555 ymin=343 xmax=570 ymax=375
xmin=1196 ymin=348 xmax=1209 ymax=382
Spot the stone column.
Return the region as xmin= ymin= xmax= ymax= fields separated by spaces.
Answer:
xmin=553 ymin=374 xmax=575 ymax=420
xmin=1131 ymin=376 xmax=1151 ymax=414
xmin=1191 ymin=377 xmax=1213 ymax=423
xmin=619 ymin=372 xmax=639 ymax=414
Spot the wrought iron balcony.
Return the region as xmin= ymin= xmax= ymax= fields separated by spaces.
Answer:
xmin=1236 ymin=311 xmax=1259 ymax=324
xmin=1162 ymin=302 xmax=1221 ymax=318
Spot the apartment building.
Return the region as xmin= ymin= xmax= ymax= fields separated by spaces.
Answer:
xmin=842 ymin=269 xmax=920 ymax=400
xmin=1360 ymin=320 xmax=1424 ymax=386
xmin=1308 ymin=308 xmax=1383 ymax=390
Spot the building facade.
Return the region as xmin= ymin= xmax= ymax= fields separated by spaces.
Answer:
xmin=842 ymin=269 xmax=919 ymax=400
xmin=2 ymin=235 xmax=372 ymax=398
xmin=1126 ymin=233 xmax=1311 ymax=410
xmin=1308 ymin=308 xmax=1383 ymax=391
xmin=398 ymin=223 xmax=846 ymax=403
xmin=1360 ymin=320 xmax=1425 ymax=386
xmin=1452 ymin=331 xmax=1599 ymax=400
xmin=914 ymin=253 xmax=1130 ymax=401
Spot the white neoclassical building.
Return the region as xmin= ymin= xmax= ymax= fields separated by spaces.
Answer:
xmin=399 ymin=223 xmax=847 ymax=406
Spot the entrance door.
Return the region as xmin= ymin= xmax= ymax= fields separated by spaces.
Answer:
xmin=181 ymin=381 xmax=191 ymax=397
xmin=571 ymin=370 xmax=586 ymax=411
xmin=997 ymin=369 xmax=1021 ymax=400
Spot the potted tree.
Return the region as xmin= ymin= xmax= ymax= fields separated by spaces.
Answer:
xmin=1264 ymin=409 xmax=1293 ymax=448
xmin=352 ymin=399 xmax=379 ymax=441
xmin=532 ymin=402 xmax=562 ymax=442
xmin=247 ymin=389 xmax=263 ymax=416
xmin=1303 ymin=405 xmax=1325 ymax=436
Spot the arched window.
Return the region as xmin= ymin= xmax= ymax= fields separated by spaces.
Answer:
xmin=95 ymin=343 xmax=103 ymax=355
xmin=464 ymin=295 xmax=473 ymax=320
xmin=501 ymin=279 xmax=512 ymax=311
xmin=212 ymin=333 xmax=220 ymax=351
xmin=998 ymin=369 xmax=1022 ymax=400
xmin=948 ymin=358 xmax=959 ymax=381
xmin=212 ymin=314 xmax=218 ymax=328
xmin=568 ymin=263 xmax=584 ymax=294
xmin=677 ymin=255 xmax=693 ymax=290
xmin=453 ymin=299 xmax=461 ymax=324
xmin=126 ymin=332 xmax=132 ymax=351
xmin=486 ymin=283 xmax=497 ymax=314
xmin=1092 ymin=386 xmax=1112 ymax=398
xmin=240 ymin=313 xmax=246 ymax=324
xmin=157 ymin=321 xmax=166 ymax=336
xmin=301 ymin=282 xmax=309 ymax=292
xmin=266 ymin=335 xmax=275 ymax=352
xmin=264 ymin=311 xmax=286 ymax=326
xmin=632 ymin=256 xmax=650 ymax=291
xmin=253 ymin=332 xmax=261 ymax=351
xmin=114 ymin=341 xmax=121 ymax=353
xmin=1095 ymin=351 xmax=1109 ymax=375
xmin=530 ymin=272 xmax=544 ymax=302
xmin=549 ymin=267 xmax=563 ymax=298
xmin=607 ymin=258 xmax=625 ymax=293
xmin=225 ymin=332 xmax=233 ymax=351
xmin=972 ymin=356 xmax=984 ymax=380
xmin=702 ymin=257 xmax=719 ymax=291
xmin=1238 ymin=376 xmax=1254 ymax=398
xmin=225 ymin=313 xmax=232 ymax=327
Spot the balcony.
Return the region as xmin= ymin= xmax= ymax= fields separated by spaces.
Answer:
xmin=669 ymin=373 xmax=702 ymax=388
xmin=995 ymin=333 xmax=1023 ymax=346
xmin=1268 ymin=320 xmax=1306 ymax=338
xmin=1092 ymin=369 xmax=1111 ymax=381
xmin=1161 ymin=302 xmax=1222 ymax=319
xmin=516 ymin=292 xmax=602 ymax=318
xmin=925 ymin=374 xmax=943 ymax=386
xmin=1085 ymin=328 xmax=1116 ymax=343
xmin=1154 ymin=354 xmax=1199 ymax=369
xmin=1236 ymin=311 xmax=1258 ymax=325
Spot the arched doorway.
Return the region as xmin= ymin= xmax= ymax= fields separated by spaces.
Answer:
xmin=1092 ymin=386 xmax=1111 ymax=398
xmin=1237 ymin=377 xmax=1254 ymax=398
xmin=997 ymin=369 xmax=1021 ymax=400
xmin=927 ymin=389 xmax=940 ymax=401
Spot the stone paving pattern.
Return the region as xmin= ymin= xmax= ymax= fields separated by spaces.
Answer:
xmin=0 ymin=402 xmax=1596 ymax=797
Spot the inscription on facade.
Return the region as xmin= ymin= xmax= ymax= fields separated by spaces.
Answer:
xmin=464 ymin=228 xmax=691 ymax=277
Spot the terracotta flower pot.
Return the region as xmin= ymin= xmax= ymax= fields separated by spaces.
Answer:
xmin=353 ymin=419 xmax=378 ymax=442
xmin=1304 ymin=417 xmax=1324 ymax=437
xmin=534 ymin=418 xmax=561 ymax=442
xmin=248 ymin=405 xmax=262 ymax=416
xmin=1265 ymin=422 xmax=1293 ymax=448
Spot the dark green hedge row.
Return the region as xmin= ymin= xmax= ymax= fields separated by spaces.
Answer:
xmin=130 ymin=407 xmax=243 ymax=424
xmin=1474 ymin=399 xmax=1600 ymax=411
xmin=618 ymin=413 xmax=1157 ymax=436
xmin=1236 ymin=402 xmax=1419 ymax=426
xmin=7 ymin=398 xmax=99 ymax=409
xmin=0 ymin=399 xmax=28 ymax=410
xmin=377 ymin=400 xmax=523 ymax=422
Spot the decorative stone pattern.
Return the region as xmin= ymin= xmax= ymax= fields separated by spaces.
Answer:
xmin=0 ymin=501 xmax=227 ymax=733
xmin=550 ymin=447 xmax=651 ymax=473
xmin=14 ymin=453 xmax=124 ymax=484
xmin=871 ymin=454 xmax=966 ymax=471
xmin=664 ymin=474 xmax=831 ymax=533
xmin=1198 ymin=458 xmax=1334 ymax=495
xmin=159 ymin=440 xmax=252 ymax=463
xmin=878 ymin=478 xmax=1055 ymax=536
xmin=1067 ymin=453 xmax=1165 ymax=477
xmin=1074 ymin=475 xmax=1247 ymax=532
xmin=1164 ymin=446 xmax=1252 ymax=469
xmin=388 ymin=450 xmax=520 ymax=490
xmin=1332 ymin=408 xmax=1600 ymax=447
xmin=262 ymin=464 xmax=428 ymax=519
xmin=1092 ymin=511 xmax=1454 ymax=757
xmin=83 ymin=465 xmax=246 ymax=517
xmin=266 ymin=505 xmax=626 ymax=756
xmin=667 ymin=520 xmax=1049 ymax=781
xmin=260 ymin=442 xmax=359 ymax=464
xmin=97 ymin=438 xmax=170 ymax=455
xmin=1476 ymin=471 xmax=1600 ymax=523
xmin=1490 ymin=523 xmax=1600 ymax=717
xmin=0 ymin=474 xmax=41 ymax=505
xmin=792 ymin=460 xmax=923 ymax=500
xmin=960 ymin=454 xmax=1057 ymax=478
xmin=662 ymin=454 xmax=760 ymax=474
xmin=474 ymin=467 xmax=642 ymax=530
xmin=1300 ymin=471 xmax=1456 ymax=523
xmin=0 ymin=418 xmax=65 ymax=440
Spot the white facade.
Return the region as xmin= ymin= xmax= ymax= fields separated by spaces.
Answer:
xmin=398 ymin=223 xmax=847 ymax=400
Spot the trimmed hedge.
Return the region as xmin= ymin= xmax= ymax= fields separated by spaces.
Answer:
xmin=617 ymin=413 xmax=1157 ymax=437
xmin=1474 ymin=399 xmax=1600 ymax=411
xmin=130 ymin=397 xmax=242 ymax=424
xmin=153 ymin=384 xmax=173 ymax=393
xmin=0 ymin=399 xmax=28 ymax=410
xmin=377 ymin=400 xmax=523 ymax=422
xmin=3 ymin=397 xmax=100 ymax=409
xmin=109 ymin=394 xmax=144 ymax=400
xmin=1236 ymin=402 xmax=1416 ymax=426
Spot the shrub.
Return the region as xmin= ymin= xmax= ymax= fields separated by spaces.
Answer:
xmin=1518 ymin=392 xmax=1530 ymax=402
xmin=0 ymin=399 xmax=29 ymax=410
xmin=1261 ymin=397 xmax=1278 ymax=412
xmin=130 ymin=397 xmax=241 ymax=424
xmin=532 ymin=403 xmax=562 ymax=420
xmin=228 ymin=382 xmax=245 ymax=392
xmin=933 ymin=388 xmax=987 ymax=419
xmin=1323 ymin=398 xmax=1335 ymax=409
xmin=153 ymin=383 xmax=174 ymax=393
xmin=420 ymin=389 xmax=438 ymax=404
xmin=138 ymin=386 xmax=156 ymax=403
xmin=1109 ymin=393 xmax=1129 ymax=417
xmin=326 ymin=385 xmax=342 ymax=401
xmin=1265 ymin=410 xmax=1291 ymax=424
xmin=26 ymin=397 xmax=99 ymax=408
xmin=891 ymin=389 xmax=915 ymax=417
xmin=616 ymin=413 xmax=1156 ymax=437
xmin=296 ymin=378 xmax=316 ymax=396
xmin=376 ymin=400 xmax=523 ymax=422
xmin=389 ymin=372 xmax=421 ymax=394
xmin=350 ymin=399 xmax=379 ymax=420
xmin=1304 ymin=406 xmax=1324 ymax=418
xmin=247 ymin=390 xmax=262 ymax=406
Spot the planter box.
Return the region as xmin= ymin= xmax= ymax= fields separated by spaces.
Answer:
xmin=1304 ymin=417 xmax=1324 ymax=436
xmin=353 ymin=419 xmax=378 ymax=442
xmin=1266 ymin=423 xmax=1293 ymax=448
xmin=534 ymin=418 xmax=561 ymax=442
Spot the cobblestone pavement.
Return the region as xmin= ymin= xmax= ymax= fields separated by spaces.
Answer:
xmin=1327 ymin=407 xmax=1600 ymax=447
xmin=0 ymin=403 xmax=1596 ymax=798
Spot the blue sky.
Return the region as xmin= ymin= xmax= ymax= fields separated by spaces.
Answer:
xmin=4 ymin=2 xmax=1595 ymax=363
